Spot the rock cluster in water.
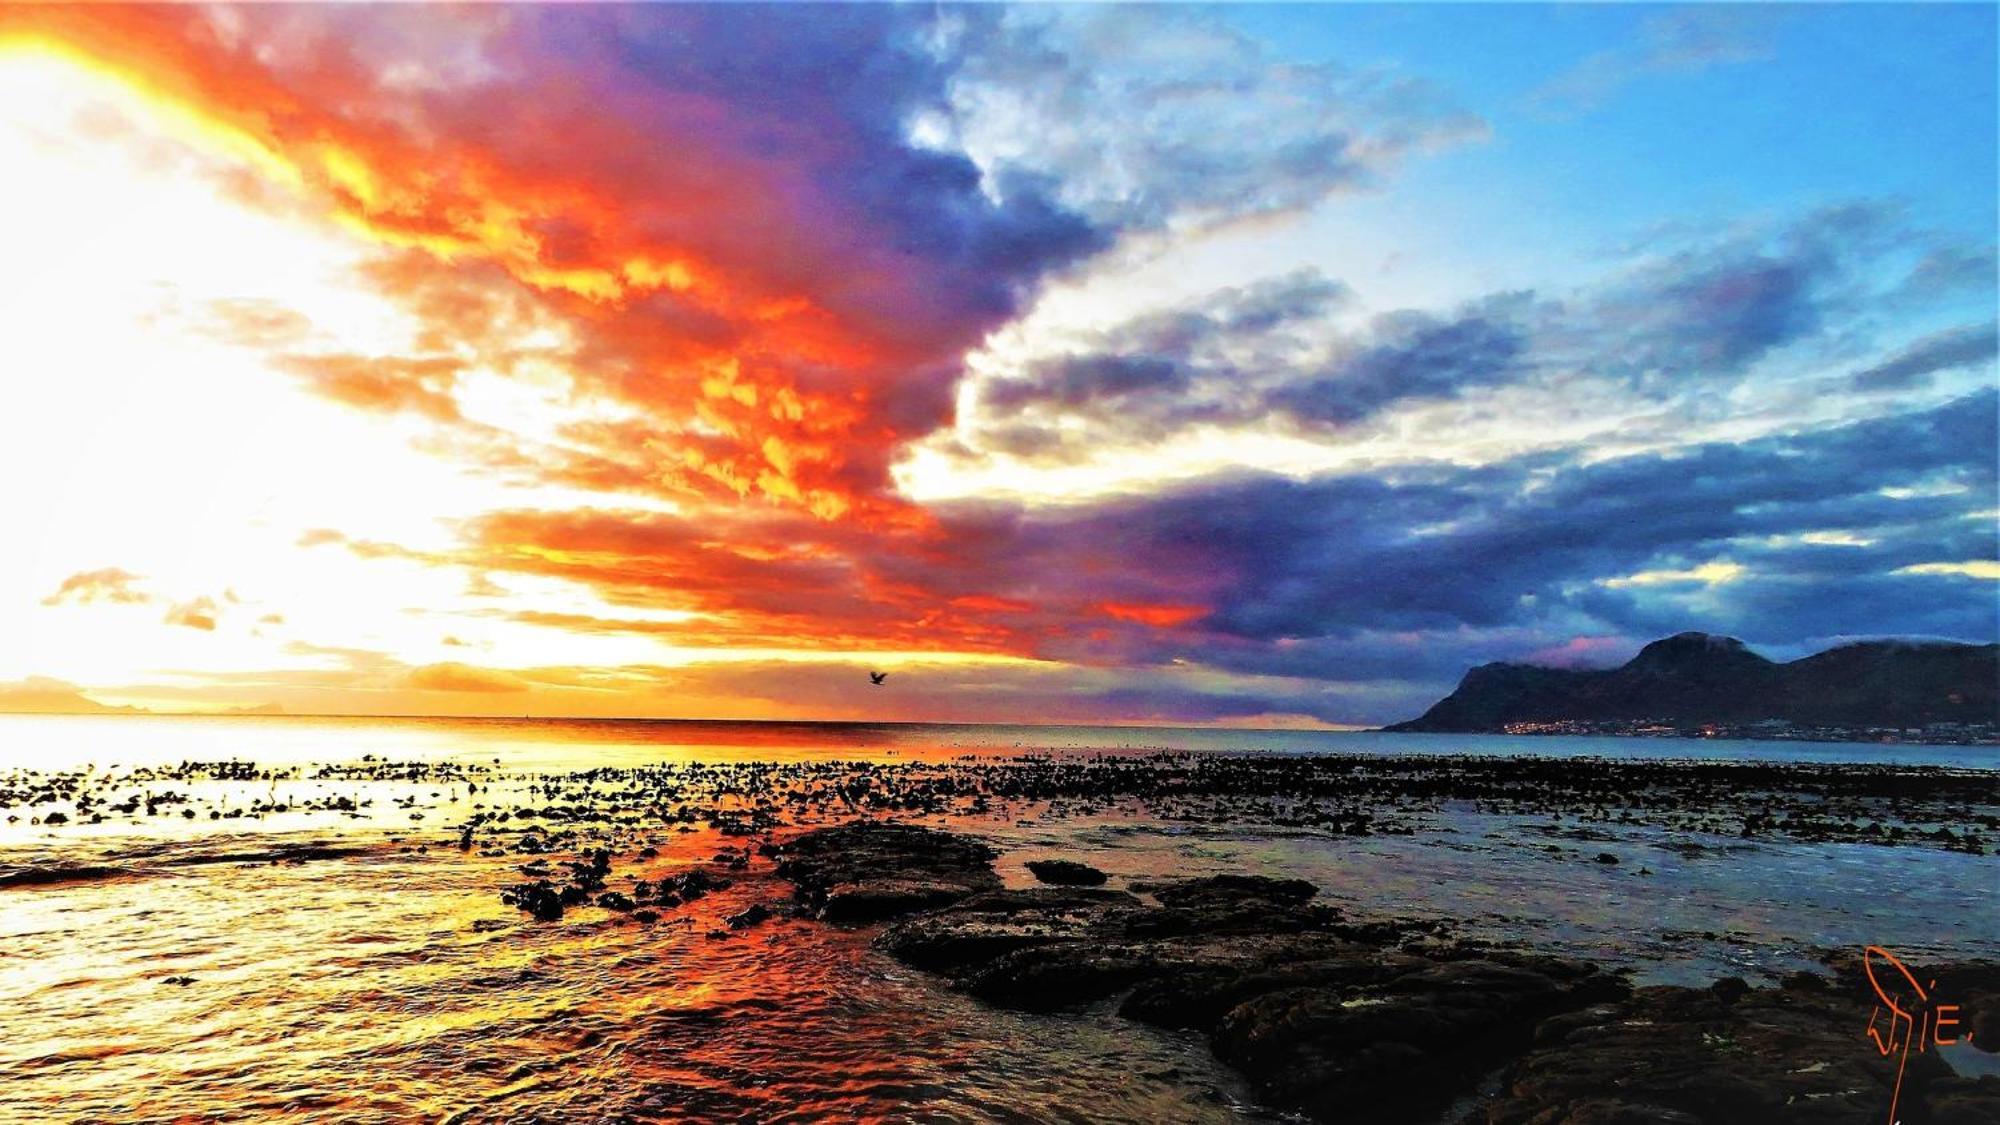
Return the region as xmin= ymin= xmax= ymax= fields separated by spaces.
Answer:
xmin=774 ymin=821 xmax=2000 ymax=1125
xmin=7 ymin=754 xmax=1997 ymax=859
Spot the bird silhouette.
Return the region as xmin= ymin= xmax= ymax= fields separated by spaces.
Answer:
xmin=868 ymin=671 xmax=888 ymax=685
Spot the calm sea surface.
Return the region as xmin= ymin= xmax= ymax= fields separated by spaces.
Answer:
xmin=6 ymin=712 xmax=2000 ymax=772
xmin=1 ymin=714 xmax=1994 ymax=1123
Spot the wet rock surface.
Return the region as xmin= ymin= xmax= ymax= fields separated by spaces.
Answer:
xmin=1215 ymin=953 xmax=1626 ymax=1123
xmin=1476 ymin=961 xmax=2000 ymax=1125
xmin=774 ymin=821 xmax=1999 ymax=1125
xmin=1025 ymin=858 xmax=1107 ymax=885
xmin=772 ymin=821 xmax=1001 ymax=922
xmin=781 ymin=822 xmax=1643 ymax=1123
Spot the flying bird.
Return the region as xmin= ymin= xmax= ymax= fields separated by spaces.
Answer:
xmin=869 ymin=671 xmax=887 ymax=686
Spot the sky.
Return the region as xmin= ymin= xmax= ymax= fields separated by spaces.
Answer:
xmin=0 ymin=3 xmax=1993 ymax=727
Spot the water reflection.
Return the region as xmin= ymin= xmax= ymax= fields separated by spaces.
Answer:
xmin=1 ymin=714 xmax=1993 ymax=1121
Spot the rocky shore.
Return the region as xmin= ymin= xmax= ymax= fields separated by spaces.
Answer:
xmin=8 ymin=749 xmax=1997 ymax=1122
xmin=772 ymin=821 xmax=2000 ymax=1125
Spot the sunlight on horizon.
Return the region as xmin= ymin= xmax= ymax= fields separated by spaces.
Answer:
xmin=0 ymin=49 xmax=1044 ymax=717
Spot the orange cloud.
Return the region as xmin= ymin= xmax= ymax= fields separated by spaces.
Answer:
xmin=199 ymin=298 xmax=313 ymax=349
xmin=405 ymin=662 xmax=527 ymax=694
xmin=24 ymin=1 xmax=1131 ymax=544
xmin=163 ymin=596 xmax=219 ymax=631
xmin=3 ymin=8 xmax=1244 ymax=691
xmin=0 ymin=6 xmax=1025 ymax=528
xmin=274 ymin=352 xmax=465 ymax=422
xmin=42 ymin=567 xmax=151 ymax=606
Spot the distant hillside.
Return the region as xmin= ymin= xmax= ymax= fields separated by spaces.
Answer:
xmin=0 ymin=677 xmax=143 ymax=715
xmin=1386 ymin=633 xmax=1999 ymax=735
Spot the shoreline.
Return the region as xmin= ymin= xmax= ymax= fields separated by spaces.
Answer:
xmin=4 ymin=749 xmax=1995 ymax=1122
xmin=6 ymin=706 xmax=1997 ymax=748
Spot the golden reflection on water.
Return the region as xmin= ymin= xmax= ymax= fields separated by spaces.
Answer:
xmin=0 ymin=819 xmax=1270 ymax=1123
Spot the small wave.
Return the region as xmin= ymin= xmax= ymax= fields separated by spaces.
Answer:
xmin=0 ymin=838 xmax=380 ymax=891
xmin=154 ymin=839 xmax=379 ymax=868
xmin=0 ymin=862 xmax=132 ymax=888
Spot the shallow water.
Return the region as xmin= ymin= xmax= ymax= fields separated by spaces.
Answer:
xmin=0 ymin=823 xmax=1277 ymax=1123
xmin=1 ymin=714 xmax=1994 ymax=1123
xmin=5 ymin=711 xmax=1997 ymax=774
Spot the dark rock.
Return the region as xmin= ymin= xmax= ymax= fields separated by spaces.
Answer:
xmin=726 ymin=903 xmax=772 ymax=929
xmin=960 ymin=943 xmax=1157 ymax=1010
xmin=879 ymin=886 xmax=1139 ymax=973
xmin=1709 ymin=975 xmax=1749 ymax=1005
xmin=1214 ymin=955 xmax=1625 ymax=1123
xmin=1927 ymin=1076 xmax=2000 ymax=1125
xmin=1141 ymin=874 xmax=1319 ymax=910
xmin=1596 ymin=852 xmax=1619 ymax=865
xmin=501 ymin=879 xmax=566 ymax=921
xmin=1124 ymin=874 xmax=1332 ymax=938
xmin=1025 ymin=858 xmax=1107 ymax=886
xmin=1121 ymin=944 xmax=1429 ymax=1030
xmin=1478 ymin=980 xmax=1961 ymax=1125
xmin=860 ymin=828 xmax=1623 ymax=1120
xmin=774 ymin=822 xmax=1000 ymax=923
xmin=820 ymin=879 xmax=975 ymax=923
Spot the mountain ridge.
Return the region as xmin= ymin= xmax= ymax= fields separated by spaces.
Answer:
xmin=1386 ymin=632 xmax=1998 ymax=736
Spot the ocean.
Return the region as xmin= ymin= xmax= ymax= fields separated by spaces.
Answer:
xmin=1 ymin=714 xmax=1994 ymax=1123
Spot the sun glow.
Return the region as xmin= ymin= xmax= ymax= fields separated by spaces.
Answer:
xmin=0 ymin=44 xmax=1049 ymax=716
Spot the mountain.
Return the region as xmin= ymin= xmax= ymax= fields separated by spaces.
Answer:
xmin=1386 ymin=633 xmax=1998 ymax=734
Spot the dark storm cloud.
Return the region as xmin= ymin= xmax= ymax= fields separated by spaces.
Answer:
xmin=984 ymin=354 xmax=1195 ymax=412
xmin=503 ymin=4 xmax=1110 ymax=356
xmin=980 ymin=389 xmax=1997 ymax=660
xmin=407 ymin=393 xmax=1991 ymax=725
xmin=961 ymin=202 xmax=1982 ymax=461
xmin=1849 ymin=324 xmax=1998 ymax=391
xmin=1268 ymin=308 xmax=1531 ymax=426
xmin=1543 ymin=202 xmax=1915 ymax=387
xmin=1899 ymin=243 xmax=1999 ymax=301
xmin=1590 ymin=255 xmax=1819 ymax=379
xmin=978 ymin=273 xmax=1531 ymax=445
xmin=977 ymin=269 xmax=1356 ymax=442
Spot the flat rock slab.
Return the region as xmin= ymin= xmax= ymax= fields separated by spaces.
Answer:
xmin=773 ymin=822 xmax=1002 ymax=923
xmin=873 ymin=863 xmax=1617 ymax=1122
xmin=1477 ymin=969 xmax=2000 ymax=1125
xmin=1025 ymin=858 xmax=1107 ymax=886
xmin=775 ymin=822 xmax=2000 ymax=1125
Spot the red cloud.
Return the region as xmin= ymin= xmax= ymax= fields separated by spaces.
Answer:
xmin=0 ymin=8 xmax=1229 ymax=676
xmin=1099 ymin=602 xmax=1210 ymax=628
xmin=2 ymin=6 xmax=1092 ymax=529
